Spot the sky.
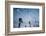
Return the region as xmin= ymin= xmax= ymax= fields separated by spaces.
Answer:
xmin=13 ymin=8 xmax=39 ymax=28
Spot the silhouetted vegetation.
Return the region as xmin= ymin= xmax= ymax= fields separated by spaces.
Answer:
xmin=18 ymin=18 xmax=23 ymax=28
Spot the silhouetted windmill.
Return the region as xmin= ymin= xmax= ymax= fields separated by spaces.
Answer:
xmin=29 ymin=21 xmax=31 ymax=27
